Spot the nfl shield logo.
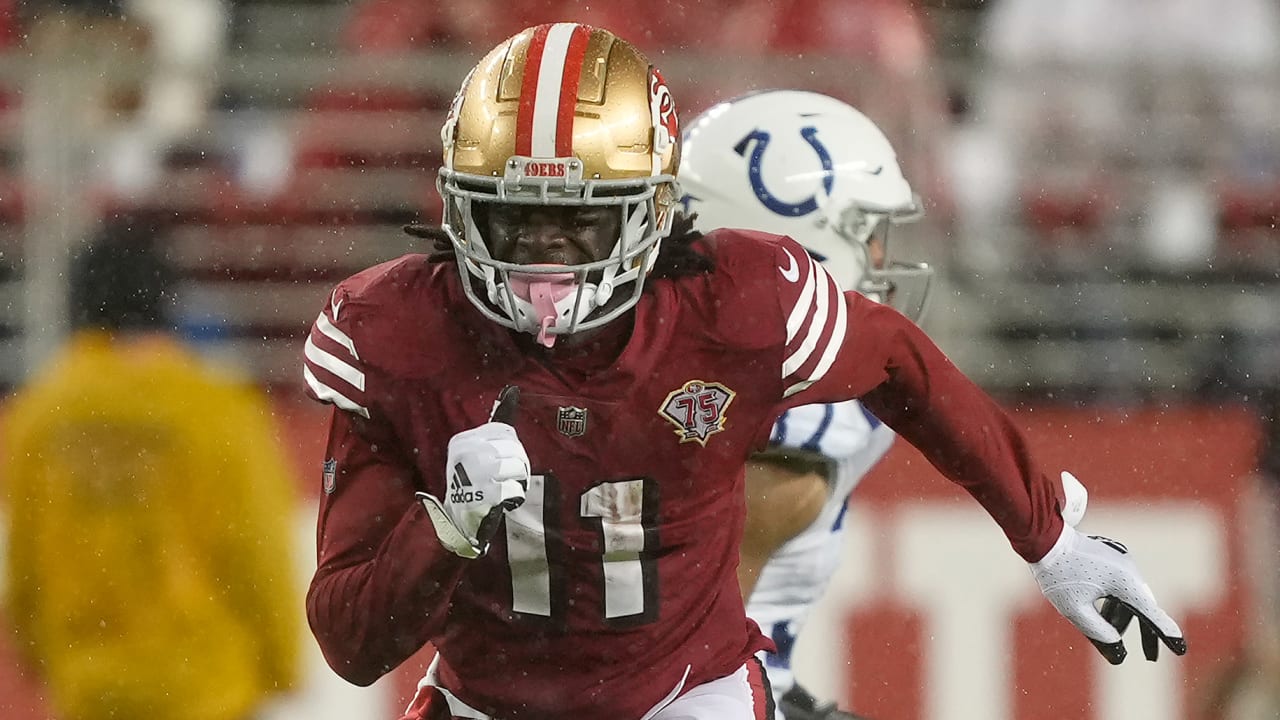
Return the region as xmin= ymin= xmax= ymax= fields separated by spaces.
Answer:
xmin=322 ymin=458 xmax=337 ymax=494
xmin=556 ymin=406 xmax=588 ymax=438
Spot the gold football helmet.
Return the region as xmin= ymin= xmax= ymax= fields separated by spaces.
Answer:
xmin=438 ymin=23 xmax=681 ymax=345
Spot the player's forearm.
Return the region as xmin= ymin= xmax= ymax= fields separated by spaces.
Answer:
xmin=856 ymin=305 xmax=1063 ymax=562
xmin=307 ymin=503 xmax=467 ymax=685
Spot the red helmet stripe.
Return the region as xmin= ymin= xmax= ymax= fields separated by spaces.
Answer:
xmin=555 ymin=24 xmax=591 ymax=157
xmin=515 ymin=23 xmax=585 ymax=158
xmin=515 ymin=23 xmax=552 ymax=156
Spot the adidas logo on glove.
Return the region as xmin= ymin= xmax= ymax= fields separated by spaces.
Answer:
xmin=450 ymin=464 xmax=486 ymax=504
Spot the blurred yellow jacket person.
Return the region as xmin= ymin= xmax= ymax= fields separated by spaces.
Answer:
xmin=2 ymin=221 xmax=301 ymax=720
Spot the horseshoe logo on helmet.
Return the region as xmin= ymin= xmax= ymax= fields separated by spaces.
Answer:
xmin=734 ymin=127 xmax=834 ymax=217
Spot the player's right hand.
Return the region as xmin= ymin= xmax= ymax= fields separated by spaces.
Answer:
xmin=1030 ymin=472 xmax=1187 ymax=665
xmin=419 ymin=386 xmax=529 ymax=559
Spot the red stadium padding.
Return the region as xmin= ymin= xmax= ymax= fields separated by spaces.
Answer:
xmin=844 ymin=403 xmax=1260 ymax=720
xmin=1218 ymin=182 xmax=1280 ymax=232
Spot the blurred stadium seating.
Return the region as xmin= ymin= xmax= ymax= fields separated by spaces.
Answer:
xmin=0 ymin=0 xmax=960 ymax=399
xmin=948 ymin=0 xmax=1280 ymax=402
xmin=0 ymin=0 xmax=1271 ymax=403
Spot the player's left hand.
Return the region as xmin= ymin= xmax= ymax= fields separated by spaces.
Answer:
xmin=1030 ymin=524 xmax=1187 ymax=664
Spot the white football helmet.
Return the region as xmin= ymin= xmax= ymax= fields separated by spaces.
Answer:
xmin=680 ymin=90 xmax=933 ymax=320
xmin=437 ymin=23 xmax=680 ymax=346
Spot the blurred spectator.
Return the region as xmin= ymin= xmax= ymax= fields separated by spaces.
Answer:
xmin=20 ymin=0 xmax=229 ymax=199
xmin=125 ymin=0 xmax=227 ymax=138
xmin=957 ymin=0 xmax=1280 ymax=273
xmin=20 ymin=0 xmax=147 ymax=158
xmin=1 ymin=218 xmax=301 ymax=720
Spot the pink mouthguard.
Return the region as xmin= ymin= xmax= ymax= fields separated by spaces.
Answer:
xmin=508 ymin=269 xmax=576 ymax=348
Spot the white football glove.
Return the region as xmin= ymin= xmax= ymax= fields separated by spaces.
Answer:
xmin=418 ymin=386 xmax=529 ymax=559
xmin=1030 ymin=472 xmax=1187 ymax=664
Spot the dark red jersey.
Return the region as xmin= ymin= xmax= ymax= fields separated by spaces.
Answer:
xmin=301 ymin=228 xmax=1065 ymax=720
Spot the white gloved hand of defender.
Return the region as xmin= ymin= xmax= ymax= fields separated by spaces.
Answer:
xmin=419 ymin=386 xmax=529 ymax=559
xmin=1030 ymin=471 xmax=1187 ymax=664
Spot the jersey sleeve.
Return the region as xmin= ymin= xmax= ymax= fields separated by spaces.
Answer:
xmin=303 ymin=288 xmax=371 ymax=419
xmin=305 ymin=408 xmax=468 ymax=686
xmin=300 ymin=282 xmax=468 ymax=685
xmin=766 ymin=235 xmax=1065 ymax=562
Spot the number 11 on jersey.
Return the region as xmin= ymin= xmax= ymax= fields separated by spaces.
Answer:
xmin=504 ymin=473 xmax=659 ymax=623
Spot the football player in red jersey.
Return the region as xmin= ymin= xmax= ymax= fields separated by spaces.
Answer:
xmin=301 ymin=23 xmax=1186 ymax=720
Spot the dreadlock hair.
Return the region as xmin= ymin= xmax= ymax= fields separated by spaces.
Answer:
xmin=649 ymin=211 xmax=715 ymax=279
xmin=69 ymin=216 xmax=176 ymax=332
xmin=404 ymin=209 xmax=714 ymax=280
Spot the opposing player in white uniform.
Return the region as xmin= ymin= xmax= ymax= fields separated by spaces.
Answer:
xmin=749 ymin=402 xmax=895 ymax=719
xmin=680 ymin=90 xmax=935 ymax=720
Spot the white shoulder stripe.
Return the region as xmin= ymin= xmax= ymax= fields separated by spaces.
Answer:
xmin=305 ymin=335 xmax=366 ymax=392
xmin=806 ymin=284 xmax=849 ymax=386
xmin=783 ymin=377 xmax=813 ymax=398
xmin=784 ymin=252 xmax=818 ymax=343
xmin=782 ymin=260 xmax=832 ymax=377
xmin=303 ymin=366 xmax=370 ymax=418
xmin=316 ymin=312 xmax=359 ymax=360
xmin=782 ymin=276 xmax=851 ymax=398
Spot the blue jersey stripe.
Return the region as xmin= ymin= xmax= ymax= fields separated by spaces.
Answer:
xmin=832 ymin=496 xmax=851 ymax=531
xmin=859 ymin=402 xmax=882 ymax=430
xmin=800 ymin=403 xmax=835 ymax=452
